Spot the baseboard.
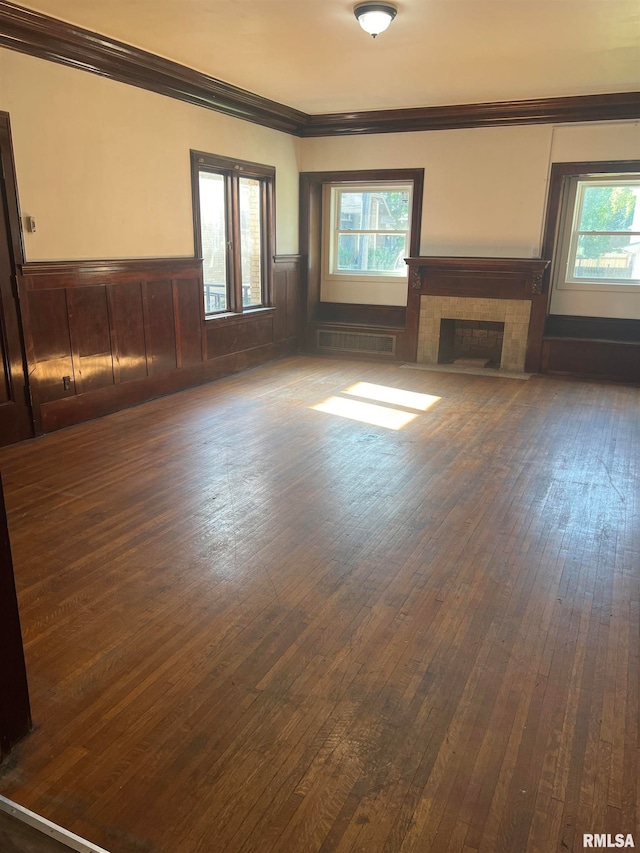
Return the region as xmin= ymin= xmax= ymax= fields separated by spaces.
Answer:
xmin=0 ymin=795 xmax=109 ymax=853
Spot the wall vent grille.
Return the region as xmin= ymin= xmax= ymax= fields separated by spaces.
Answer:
xmin=317 ymin=329 xmax=396 ymax=356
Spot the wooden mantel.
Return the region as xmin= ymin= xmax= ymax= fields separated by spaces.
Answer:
xmin=404 ymin=257 xmax=550 ymax=373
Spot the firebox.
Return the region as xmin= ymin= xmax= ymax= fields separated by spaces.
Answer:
xmin=437 ymin=319 xmax=505 ymax=367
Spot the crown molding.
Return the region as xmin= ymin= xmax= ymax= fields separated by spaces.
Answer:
xmin=0 ymin=1 xmax=638 ymax=138
xmin=0 ymin=1 xmax=307 ymax=135
xmin=302 ymin=92 xmax=640 ymax=136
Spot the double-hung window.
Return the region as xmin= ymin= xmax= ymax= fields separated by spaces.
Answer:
xmin=554 ymin=174 xmax=640 ymax=292
xmin=191 ymin=151 xmax=275 ymax=316
xmin=321 ymin=177 xmax=418 ymax=306
xmin=326 ymin=183 xmax=412 ymax=277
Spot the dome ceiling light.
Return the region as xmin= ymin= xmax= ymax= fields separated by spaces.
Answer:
xmin=354 ymin=3 xmax=398 ymax=38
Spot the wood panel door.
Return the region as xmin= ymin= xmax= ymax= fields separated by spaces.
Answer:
xmin=0 ymin=471 xmax=30 ymax=761
xmin=0 ymin=115 xmax=32 ymax=446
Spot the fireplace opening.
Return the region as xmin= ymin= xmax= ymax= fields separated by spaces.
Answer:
xmin=437 ymin=319 xmax=505 ymax=368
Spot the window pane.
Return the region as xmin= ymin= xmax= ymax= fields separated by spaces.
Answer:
xmin=199 ymin=172 xmax=227 ymax=313
xmin=339 ymin=191 xmax=410 ymax=231
xmin=572 ymin=234 xmax=639 ymax=280
xmin=578 ymin=184 xmax=638 ymax=232
xmin=239 ymin=178 xmax=262 ymax=308
xmin=337 ymin=233 xmax=408 ymax=273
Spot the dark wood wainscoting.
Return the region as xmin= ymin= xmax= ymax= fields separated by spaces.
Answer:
xmin=542 ymin=315 xmax=640 ymax=383
xmin=272 ymin=254 xmax=302 ymax=348
xmin=20 ymin=255 xmax=301 ymax=433
xmin=307 ymin=302 xmax=409 ymax=362
xmin=314 ymin=302 xmax=406 ymax=329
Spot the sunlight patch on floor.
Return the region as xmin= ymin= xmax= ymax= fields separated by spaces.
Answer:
xmin=344 ymin=382 xmax=441 ymax=411
xmin=312 ymin=382 xmax=441 ymax=430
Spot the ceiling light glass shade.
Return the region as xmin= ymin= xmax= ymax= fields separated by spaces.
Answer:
xmin=354 ymin=3 xmax=397 ymax=38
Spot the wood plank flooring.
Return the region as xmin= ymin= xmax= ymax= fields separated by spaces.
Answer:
xmin=0 ymin=356 xmax=637 ymax=853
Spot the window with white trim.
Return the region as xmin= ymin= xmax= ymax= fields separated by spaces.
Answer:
xmin=324 ymin=183 xmax=413 ymax=282
xmin=321 ymin=184 xmax=414 ymax=310
xmin=555 ymin=175 xmax=640 ymax=292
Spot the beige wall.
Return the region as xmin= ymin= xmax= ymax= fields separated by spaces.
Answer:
xmin=1 ymin=46 xmax=637 ymax=319
xmin=302 ymin=125 xmax=554 ymax=260
xmin=0 ymin=50 xmax=301 ymax=261
xmin=301 ymin=120 xmax=640 ymax=317
xmin=302 ymin=124 xmax=553 ymax=306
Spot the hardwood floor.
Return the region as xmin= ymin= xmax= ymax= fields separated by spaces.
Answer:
xmin=0 ymin=356 xmax=637 ymax=853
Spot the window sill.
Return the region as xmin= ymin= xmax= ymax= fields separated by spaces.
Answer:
xmin=204 ymin=306 xmax=276 ymax=326
xmin=557 ymin=281 xmax=640 ymax=294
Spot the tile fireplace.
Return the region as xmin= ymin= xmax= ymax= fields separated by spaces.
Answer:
xmin=419 ymin=296 xmax=531 ymax=372
xmin=404 ymin=257 xmax=550 ymax=373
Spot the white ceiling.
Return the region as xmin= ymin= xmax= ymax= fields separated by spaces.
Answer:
xmin=19 ymin=0 xmax=640 ymax=114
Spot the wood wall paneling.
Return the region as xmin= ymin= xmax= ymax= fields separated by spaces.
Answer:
xmin=24 ymin=288 xmax=74 ymax=404
xmin=298 ymin=176 xmax=323 ymax=337
xmin=174 ymin=278 xmax=204 ymax=368
xmin=273 ymin=260 xmax=288 ymax=344
xmin=106 ymin=282 xmax=148 ymax=384
xmin=67 ymin=285 xmax=114 ymax=394
xmin=0 ymin=361 xmax=9 ymax=403
xmin=315 ymin=303 xmax=406 ymax=329
xmin=285 ymin=273 xmax=300 ymax=344
xmin=308 ymin=303 xmax=409 ymax=361
xmin=544 ymin=314 xmax=640 ymax=342
xmin=541 ymin=338 xmax=640 ymax=383
xmin=142 ymin=280 xmax=177 ymax=376
xmin=206 ymin=313 xmax=274 ymax=360
xmin=19 ymin=256 xmax=301 ymax=433
xmin=21 ymin=259 xmax=203 ymax=429
xmin=542 ymin=314 xmax=640 ymax=383
xmin=39 ymin=362 xmax=203 ymax=433
xmin=273 ymin=255 xmax=302 ymax=347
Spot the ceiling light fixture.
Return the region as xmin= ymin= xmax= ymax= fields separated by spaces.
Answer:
xmin=354 ymin=2 xmax=397 ymax=38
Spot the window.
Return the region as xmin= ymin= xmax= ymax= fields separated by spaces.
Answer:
xmin=325 ymin=183 xmax=412 ymax=278
xmin=554 ymin=173 xmax=640 ymax=292
xmin=191 ymin=151 xmax=274 ymax=316
xmin=315 ymin=171 xmax=422 ymax=307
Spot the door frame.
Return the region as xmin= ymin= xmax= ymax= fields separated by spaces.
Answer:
xmin=0 ymin=111 xmax=33 ymax=440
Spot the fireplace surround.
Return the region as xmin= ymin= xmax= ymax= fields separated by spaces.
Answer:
xmin=420 ymin=296 xmax=531 ymax=372
xmin=404 ymin=257 xmax=550 ymax=373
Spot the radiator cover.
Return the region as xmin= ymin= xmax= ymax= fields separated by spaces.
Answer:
xmin=316 ymin=329 xmax=396 ymax=356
